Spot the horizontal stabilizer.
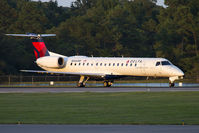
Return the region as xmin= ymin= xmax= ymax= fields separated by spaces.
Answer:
xmin=5 ymin=33 xmax=56 ymax=37
xmin=20 ymin=70 xmax=106 ymax=77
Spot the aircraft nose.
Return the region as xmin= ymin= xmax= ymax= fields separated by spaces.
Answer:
xmin=176 ymin=69 xmax=184 ymax=76
xmin=173 ymin=67 xmax=184 ymax=76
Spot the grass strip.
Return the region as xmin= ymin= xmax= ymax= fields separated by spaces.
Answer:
xmin=0 ymin=92 xmax=199 ymax=125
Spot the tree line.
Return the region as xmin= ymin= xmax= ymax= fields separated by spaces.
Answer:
xmin=0 ymin=0 xmax=198 ymax=80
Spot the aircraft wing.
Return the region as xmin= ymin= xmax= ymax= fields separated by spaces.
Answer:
xmin=20 ymin=70 xmax=106 ymax=77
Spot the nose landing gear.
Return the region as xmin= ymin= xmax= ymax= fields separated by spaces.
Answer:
xmin=169 ymin=82 xmax=175 ymax=87
xmin=169 ymin=76 xmax=183 ymax=87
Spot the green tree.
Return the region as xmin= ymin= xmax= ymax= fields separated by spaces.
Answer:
xmin=156 ymin=0 xmax=199 ymax=78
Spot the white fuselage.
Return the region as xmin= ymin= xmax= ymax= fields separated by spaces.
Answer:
xmin=6 ymin=33 xmax=184 ymax=87
xmin=37 ymin=56 xmax=184 ymax=78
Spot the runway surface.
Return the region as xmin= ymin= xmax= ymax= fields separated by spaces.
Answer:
xmin=0 ymin=125 xmax=199 ymax=133
xmin=0 ymin=87 xmax=199 ymax=93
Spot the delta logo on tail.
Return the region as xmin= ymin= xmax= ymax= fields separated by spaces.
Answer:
xmin=6 ymin=33 xmax=54 ymax=59
xmin=32 ymin=38 xmax=49 ymax=59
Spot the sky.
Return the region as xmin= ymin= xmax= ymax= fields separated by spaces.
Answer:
xmin=32 ymin=0 xmax=166 ymax=7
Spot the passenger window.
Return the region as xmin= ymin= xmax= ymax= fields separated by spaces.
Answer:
xmin=96 ymin=63 xmax=98 ymax=66
xmin=100 ymin=63 xmax=102 ymax=66
xmin=79 ymin=63 xmax=81 ymax=66
xmin=156 ymin=62 xmax=160 ymax=66
xmin=121 ymin=63 xmax=123 ymax=66
xmin=130 ymin=63 xmax=132 ymax=66
xmin=126 ymin=64 xmax=128 ymax=66
xmin=87 ymin=63 xmax=89 ymax=66
xmin=104 ymin=63 xmax=106 ymax=66
xmin=83 ymin=63 xmax=85 ymax=66
xmin=109 ymin=63 xmax=111 ymax=66
xmin=70 ymin=63 xmax=73 ymax=66
xmin=117 ymin=63 xmax=119 ymax=66
xmin=113 ymin=63 xmax=115 ymax=66
xmin=91 ymin=64 xmax=93 ymax=66
xmin=74 ymin=63 xmax=76 ymax=66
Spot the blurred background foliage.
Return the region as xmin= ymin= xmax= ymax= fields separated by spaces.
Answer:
xmin=0 ymin=0 xmax=198 ymax=80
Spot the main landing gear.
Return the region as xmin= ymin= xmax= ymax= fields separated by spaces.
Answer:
xmin=77 ymin=76 xmax=89 ymax=87
xmin=103 ymin=80 xmax=113 ymax=87
xmin=77 ymin=76 xmax=114 ymax=87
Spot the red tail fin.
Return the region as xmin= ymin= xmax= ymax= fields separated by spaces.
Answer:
xmin=31 ymin=38 xmax=49 ymax=59
xmin=5 ymin=33 xmax=55 ymax=59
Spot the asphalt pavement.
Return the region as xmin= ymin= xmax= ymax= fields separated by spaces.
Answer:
xmin=0 ymin=87 xmax=199 ymax=93
xmin=0 ymin=125 xmax=199 ymax=133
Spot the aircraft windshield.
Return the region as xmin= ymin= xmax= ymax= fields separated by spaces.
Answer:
xmin=156 ymin=61 xmax=171 ymax=66
xmin=161 ymin=61 xmax=171 ymax=65
xmin=156 ymin=62 xmax=160 ymax=66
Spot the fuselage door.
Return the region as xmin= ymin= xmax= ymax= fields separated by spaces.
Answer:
xmin=142 ymin=60 xmax=146 ymax=75
xmin=155 ymin=61 xmax=162 ymax=76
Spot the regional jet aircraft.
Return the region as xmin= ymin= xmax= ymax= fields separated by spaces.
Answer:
xmin=6 ymin=33 xmax=184 ymax=87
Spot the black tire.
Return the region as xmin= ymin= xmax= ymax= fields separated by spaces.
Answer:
xmin=104 ymin=81 xmax=108 ymax=87
xmin=107 ymin=81 xmax=112 ymax=87
xmin=77 ymin=83 xmax=85 ymax=87
xmin=104 ymin=81 xmax=112 ymax=87
xmin=169 ymin=83 xmax=175 ymax=87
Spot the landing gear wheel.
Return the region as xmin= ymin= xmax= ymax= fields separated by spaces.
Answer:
xmin=104 ymin=81 xmax=108 ymax=87
xmin=169 ymin=83 xmax=175 ymax=87
xmin=103 ymin=81 xmax=112 ymax=87
xmin=77 ymin=83 xmax=85 ymax=87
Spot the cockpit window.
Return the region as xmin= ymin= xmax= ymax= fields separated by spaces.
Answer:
xmin=156 ymin=62 xmax=160 ymax=66
xmin=161 ymin=61 xmax=171 ymax=65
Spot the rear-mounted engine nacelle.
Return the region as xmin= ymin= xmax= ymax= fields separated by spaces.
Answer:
xmin=36 ymin=56 xmax=67 ymax=69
